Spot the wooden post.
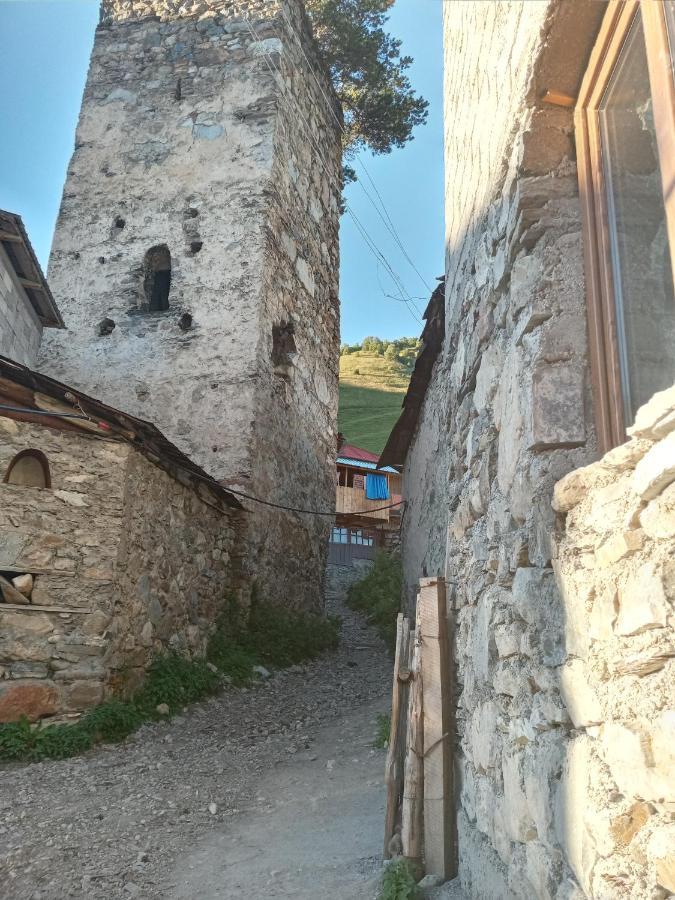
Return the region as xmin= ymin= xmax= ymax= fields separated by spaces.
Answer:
xmin=401 ymin=598 xmax=423 ymax=867
xmin=419 ymin=577 xmax=455 ymax=879
xmin=383 ymin=613 xmax=411 ymax=857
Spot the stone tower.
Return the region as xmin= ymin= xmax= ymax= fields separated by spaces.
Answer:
xmin=40 ymin=0 xmax=342 ymax=610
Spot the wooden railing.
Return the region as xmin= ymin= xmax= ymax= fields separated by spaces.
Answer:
xmin=335 ymin=485 xmax=390 ymax=520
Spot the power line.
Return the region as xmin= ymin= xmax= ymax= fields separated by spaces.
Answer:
xmin=0 ymin=403 xmax=403 ymax=519
xmin=241 ymin=14 xmax=423 ymax=328
xmin=280 ymin=10 xmax=434 ymax=296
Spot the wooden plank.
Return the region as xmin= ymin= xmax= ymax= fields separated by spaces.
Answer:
xmin=0 ymin=604 xmax=91 ymax=614
xmin=401 ymin=598 xmax=423 ymax=866
xmin=419 ymin=577 xmax=455 ymax=879
xmin=383 ymin=613 xmax=410 ymax=858
xmin=18 ymin=278 xmax=44 ymax=292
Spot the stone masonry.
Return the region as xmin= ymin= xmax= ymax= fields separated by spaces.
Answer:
xmin=0 ymin=243 xmax=43 ymax=368
xmin=0 ymin=416 xmax=245 ymax=722
xmin=401 ymin=1 xmax=673 ymax=897
xmin=39 ymin=0 xmax=342 ymax=611
xmin=551 ymin=385 xmax=675 ymax=897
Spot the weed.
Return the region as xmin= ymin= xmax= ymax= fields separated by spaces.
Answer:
xmin=379 ymin=859 xmax=420 ymax=900
xmin=0 ymin=598 xmax=341 ymax=763
xmin=346 ymin=551 xmax=402 ymax=651
xmin=242 ymin=600 xmax=340 ymax=667
xmin=374 ymin=712 xmax=391 ymax=749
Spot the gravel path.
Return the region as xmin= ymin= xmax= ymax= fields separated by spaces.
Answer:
xmin=0 ymin=592 xmax=391 ymax=900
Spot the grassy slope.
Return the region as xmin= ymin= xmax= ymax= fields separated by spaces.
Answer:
xmin=338 ymin=352 xmax=409 ymax=454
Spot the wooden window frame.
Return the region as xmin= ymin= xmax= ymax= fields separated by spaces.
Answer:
xmin=576 ymin=0 xmax=675 ymax=452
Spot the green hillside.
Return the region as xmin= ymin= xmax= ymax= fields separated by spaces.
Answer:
xmin=338 ymin=339 xmax=418 ymax=454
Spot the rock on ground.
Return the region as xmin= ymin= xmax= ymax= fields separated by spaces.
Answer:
xmin=0 ymin=591 xmax=391 ymax=899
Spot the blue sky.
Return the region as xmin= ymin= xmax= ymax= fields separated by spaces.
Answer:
xmin=0 ymin=0 xmax=443 ymax=345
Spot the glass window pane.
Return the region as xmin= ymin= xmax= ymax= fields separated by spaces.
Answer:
xmin=599 ymin=11 xmax=675 ymax=422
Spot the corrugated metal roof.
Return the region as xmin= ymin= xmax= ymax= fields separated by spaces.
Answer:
xmin=338 ymin=443 xmax=380 ymax=463
xmin=337 ymin=456 xmax=398 ymax=473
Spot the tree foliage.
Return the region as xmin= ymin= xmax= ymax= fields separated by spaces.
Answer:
xmin=340 ymin=335 xmax=420 ymax=372
xmin=305 ymin=0 xmax=428 ymax=169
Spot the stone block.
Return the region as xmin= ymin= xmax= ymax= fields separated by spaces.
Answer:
xmin=615 ymin=562 xmax=669 ymax=636
xmin=601 ymin=716 xmax=674 ymax=802
xmin=632 ymin=431 xmax=675 ymax=502
xmin=512 ymin=567 xmax=565 ymax=666
xmin=474 ymin=342 xmax=504 ymax=412
xmin=555 ymin=736 xmax=596 ymax=895
xmin=529 ymin=364 xmax=585 ymax=451
xmin=609 ymin=801 xmax=653 ymax=847
xmin=640 ymin=481 xmax=675 ymax=539
xmin=600 ymin=438 xmax=652 ymax=472
xmin=595 ymin=529 xmax=644 ymax=567
xmin=627 ymin=383 xmax=675 ymax=440
xmin=552 ymin=463 xmax=602 ymax=513
xmin=588 ymin=587 xmax=617 ymax=642
xmin=495 ymin=622 xmax=521 ymax=658
xmin=502 ymin=748 xmax=537 ymax=842
xmin=469 ymin=700 xmax=500 ymax=772
xmin=559 ymin=659 xmax=603 ymax=727
xmin=65 ymin=680 xmax=104 ymax=710
xmin=525 ymin=841 xmax=560 ymax=900
xmin=0 ymin=680 xmax=58 ymax=722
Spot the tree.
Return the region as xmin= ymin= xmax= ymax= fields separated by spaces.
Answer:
xmin=305 ymin=0 xmax=428 ymax=176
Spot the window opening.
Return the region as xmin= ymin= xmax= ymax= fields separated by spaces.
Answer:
xmin=4 ymin=450 xmax=51 ymax=488
xmin=143 ymin=245 xmax=171 ymax=311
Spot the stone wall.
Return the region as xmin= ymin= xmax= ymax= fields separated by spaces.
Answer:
xmin=0 ymin=244 xmax=43 ymax=367
xmin=0 ymin=417 xmax=243 ymax=721
xmin=401 ymin=1 xmax=629 ymax=896
xmin=40 ymin=0 xmax=341 ymax=611
xmin=551 ymin=386 xmax=675 ymax=897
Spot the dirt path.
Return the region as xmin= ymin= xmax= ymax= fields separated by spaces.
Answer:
xmin=171 ymin=699 xmax=386 ymax=899
xmin=0 ymin=594 xmax=391 ymax=899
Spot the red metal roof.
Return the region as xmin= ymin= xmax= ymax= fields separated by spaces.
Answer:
xmin=338 ymin=443 xmax=380 ymax=464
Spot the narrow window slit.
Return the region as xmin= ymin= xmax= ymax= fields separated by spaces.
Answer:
xmin=143 ymin=245 xmax=171 ymax=311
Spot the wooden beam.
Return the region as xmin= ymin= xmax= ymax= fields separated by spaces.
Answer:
xmin=542 ymin=88 xmax=576 ymax=108
xmin=384 ymin=613 xmax=411 ymax=858
xmin=401 ymin=598 xmax=424 ymax=867
xmin=419 ymin=577 xmax=455 ymax=879
xmin=18 ymin=277 xmax=43 ymax=292
xmin=0 ymin=230 xmax=22 ymax=244
xmin=0 ymin=603 xmax=91 ymax=614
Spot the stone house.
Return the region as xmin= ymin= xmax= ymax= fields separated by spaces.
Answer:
xmin=0 ymin=355 xmax=245 ymax=723
xmin=39 ymin=0 xmax=343 ymax=612
xmin=0 ymin=210 xmax=63 ymax=367
xmin=381 ymin=2 xmax=675 ymax=897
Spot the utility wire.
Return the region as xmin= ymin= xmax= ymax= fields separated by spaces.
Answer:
xmin=0 ymin=404 xmax=403 ymax=519
xmin=280 ymin=10 xmax=434 ymax=296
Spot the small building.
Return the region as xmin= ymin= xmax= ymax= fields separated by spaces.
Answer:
xmin=0 ymin=210 xmax=63 ymax=367
xmin=328 ymin=442 xmax=402 ymax=566
xmin=0 ymin=356 xmax=245 ymax=723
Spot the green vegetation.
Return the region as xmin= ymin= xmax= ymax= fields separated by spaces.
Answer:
xmin=374 ymin=711 xmax=391 ymax=749
xmin=0 ymin=600 xmax=340 ymax=763
xmin=338 ymin=382 xmax=404 ymax=455
xmin=379 ymin=859 xmax=420 ymax=900
xmin=338 ymin=338 xmax=418 ymax=453
xmin=346 ymin=551 xmax=402 ymax=651
xmin=305 ymin=0 xmax=428 ymax=179
xmin=340 ymin=336 xmax=420 ymax=381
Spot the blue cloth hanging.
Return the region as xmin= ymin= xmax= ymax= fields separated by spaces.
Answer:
xmin=365 ymin=473 xmax=389 ymax=500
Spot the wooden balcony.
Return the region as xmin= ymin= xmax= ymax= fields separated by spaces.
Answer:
xmin=336 ymin=484 xmax=390 ymax=521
